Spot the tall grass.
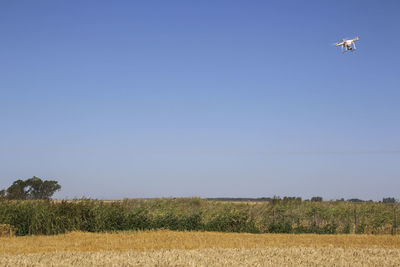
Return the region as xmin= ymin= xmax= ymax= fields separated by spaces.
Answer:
xmin=0 ymin=198 xmax=398 ymax=235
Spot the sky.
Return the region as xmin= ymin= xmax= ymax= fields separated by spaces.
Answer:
xmin=1 ymin=0 xmax=399 ymax=200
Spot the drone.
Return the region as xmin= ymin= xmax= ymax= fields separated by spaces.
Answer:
xmin=335 ymin=36 xmax=360 ymax=53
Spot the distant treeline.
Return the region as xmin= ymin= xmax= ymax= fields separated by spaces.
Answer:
xmin=0 ymin=198 xmax=399 ymax=236
xmin=207 ymin=197 xmax=397 ymax=203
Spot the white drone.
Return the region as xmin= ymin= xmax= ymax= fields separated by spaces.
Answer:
xmin=335 ymin=36 xmax=360 ymax=53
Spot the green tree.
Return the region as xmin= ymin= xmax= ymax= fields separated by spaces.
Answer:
xmin=311 ymin=196 xmax=323 ymax=202
xmin=6 ymin=179 xmax=28 ymax=200
xmin=4 ymin=177 xmax=61 ymax=200
xmin=0 ymin=189 xmax=6 ymax=199
xmin=25 ymin=176 xmax=61 ymax=199
xmin=382 ymin=197 xmax=396 ymax=203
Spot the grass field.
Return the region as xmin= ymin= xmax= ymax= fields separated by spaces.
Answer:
xmin=1 ymin=230 xmax=400 ymax=266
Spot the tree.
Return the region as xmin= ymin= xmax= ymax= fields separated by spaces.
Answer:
xmin=6 ymin=179 xmax=28 ymax=200
xmin=383 ymin=197 xmax=396 ymax=204
xmin=0 ymin=189 xmax=6 ymax=199
xmin=26 ymin=177 xmax=61 ymax=199
xmin=311 ymin=196 xmax=323 ymax=202
xmin=4 ymin=177 xmax=61 ymax=200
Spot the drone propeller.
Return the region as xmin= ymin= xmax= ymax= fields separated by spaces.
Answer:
xmin=333 ymin=40 xmax=344 ymax=46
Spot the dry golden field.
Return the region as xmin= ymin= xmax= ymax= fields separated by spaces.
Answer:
xmin=1 ymin=230 xmax=400 ymax=266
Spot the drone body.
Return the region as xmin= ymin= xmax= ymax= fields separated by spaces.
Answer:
xmin=336 ymin=36 xmax=360 ymax=53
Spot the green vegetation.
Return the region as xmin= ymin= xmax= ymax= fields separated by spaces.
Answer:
xmin=0 ymin=176 xmax=61 ymax=200
xmin=0 ymin=198 xmax=398 ymax=236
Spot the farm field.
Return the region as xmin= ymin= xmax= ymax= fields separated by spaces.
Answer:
xmin=1 ymin=230 xmax=400 ymax=266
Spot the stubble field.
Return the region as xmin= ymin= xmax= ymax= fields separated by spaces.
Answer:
xmin=1 ymin=230 xmax=400 ymax=266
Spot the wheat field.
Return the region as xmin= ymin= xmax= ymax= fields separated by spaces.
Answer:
xmin=1 ymin=230 xmax=400 ymax=266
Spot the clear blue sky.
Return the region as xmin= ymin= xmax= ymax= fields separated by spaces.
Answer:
xmin=1 ymin=0 xmax=399 ymax=200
